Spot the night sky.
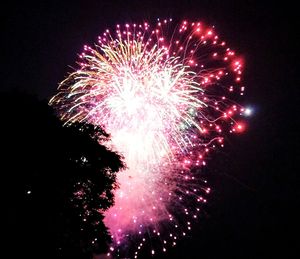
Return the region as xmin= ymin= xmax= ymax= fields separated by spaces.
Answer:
xmin=2 ymin=0 xmax=298 ymax=258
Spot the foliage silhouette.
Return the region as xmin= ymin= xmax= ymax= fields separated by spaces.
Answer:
xmin=1 ymin=92 xmax=125 ymax=258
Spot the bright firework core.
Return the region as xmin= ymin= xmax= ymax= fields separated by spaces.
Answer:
xmin=50 ymin=19 xmax=247 ymax=257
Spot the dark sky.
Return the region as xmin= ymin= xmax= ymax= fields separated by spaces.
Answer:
xmin=2 ymin=0 xmax=298 ymax=258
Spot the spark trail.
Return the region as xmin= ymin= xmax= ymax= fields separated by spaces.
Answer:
xmin=50 ymin=19 xmax=248 ymax=258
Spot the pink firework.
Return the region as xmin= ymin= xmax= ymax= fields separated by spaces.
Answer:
xmin=50 ymin=19 xmax=247 ymax=257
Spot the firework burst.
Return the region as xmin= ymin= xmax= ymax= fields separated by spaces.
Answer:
xmin=50 ymin=18 xmax=247 ymax=257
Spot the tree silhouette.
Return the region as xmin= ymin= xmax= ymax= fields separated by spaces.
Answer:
xmin=1 ymin=92 xmax=124 ymax=258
